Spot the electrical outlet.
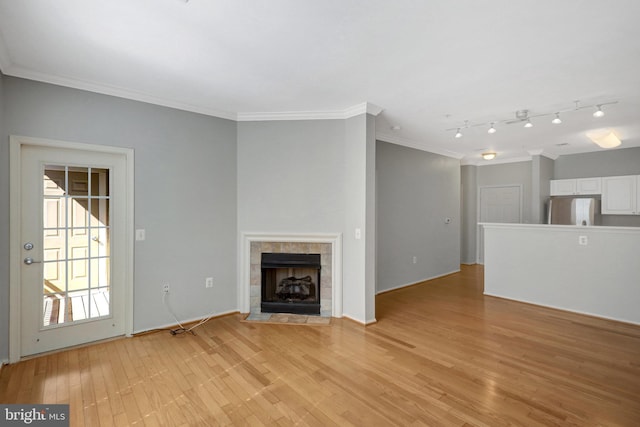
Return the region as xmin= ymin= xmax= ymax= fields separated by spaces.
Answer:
xmin=205 ymin=277 xmax=214 ymax=288
xmin=412 ymin=256 xmax=417 ymax=264
xmin=163 ymin=284 xmax=170 ymax=293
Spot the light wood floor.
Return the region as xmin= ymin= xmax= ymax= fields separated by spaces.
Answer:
xmin=2 ymin=265 xmax=639 ymax=426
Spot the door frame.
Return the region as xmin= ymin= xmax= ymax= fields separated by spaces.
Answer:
xmin=9 ymin=135 xmax=134 ymax=363
xmin=476 ymin=184 xmax=523 ymax=264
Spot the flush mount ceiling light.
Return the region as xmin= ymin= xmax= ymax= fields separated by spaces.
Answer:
xmin=482 ymin=152 xmax=496 ymax=160
xmin=587 ymin=129 xmax=621 ymax=148
xmin=446 ymin=100 xmax=617 ymax=138
xmin=593 ymin=105 xmax=605 ymax=118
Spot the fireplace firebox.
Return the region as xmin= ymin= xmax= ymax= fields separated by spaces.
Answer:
xmin=261 ymin=253 xmax=321 ymax=315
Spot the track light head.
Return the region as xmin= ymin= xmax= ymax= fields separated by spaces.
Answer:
xmin=455 ymin=128 xmax=463 ymax=138
xmin=593 ymin=105 xmax=605 ymax=118
xmin=524 ymin=119 xmax=533 ymax=128
xmin=488 ymin=123 xmax=497 ymax=134
xmin=552 ymin=113 xmax=562 ymax=124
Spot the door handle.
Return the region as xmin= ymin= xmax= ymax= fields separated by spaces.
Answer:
xmin=24 ymin=257 xmax=42 ymax=265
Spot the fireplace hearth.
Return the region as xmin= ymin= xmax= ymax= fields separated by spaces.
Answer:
xmin=261 ymin=253 xmax=321 ymax=315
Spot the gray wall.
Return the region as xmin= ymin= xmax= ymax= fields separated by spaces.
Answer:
xmin=0 ymin=77 xmax=238 ymax=359
xmin=554 ymin=147 xmax=640 ymax=227
xmin=237 ymin=116 xmax=378 ymax=323
xmin=477 ymin=161 xmax=533 ymax=223
xmin=554 ymin=147 xmax=640 ymax=178
xmin=343 ymin=114 xmax=376 ymax=322
xmin=376 ymin=141 xmax=461 ymax=292
xmin=237 ymin=120 xmax=346 ymax=232
xmin=460 ymin=165 xmax=477 ymax=264
xmin=532 ymin=155 xmax=554 ymax=224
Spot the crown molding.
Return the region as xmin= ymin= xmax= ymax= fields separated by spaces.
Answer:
xmin=237 ymin=102 xmax=383 ymax=122
xmin=465 ymin=155 xmax=533 ymax=166
xmin=2 ymin=65 xmax=238 ymax=121
xmin=376 ymin=133 xmax=464 ymax=160
xmin=1 ymin=60 xmax=385 ymax=125
xmin=527 ymin=149 xmax=559 ymax=160
xmin=2 ymin=63 xmax=384 ymax=124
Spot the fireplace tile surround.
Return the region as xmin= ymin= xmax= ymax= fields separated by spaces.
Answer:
xmin=251 ymin=242 xmax=330 ymax=316
xmin=239 ymin=233 xmax=342 ymax=318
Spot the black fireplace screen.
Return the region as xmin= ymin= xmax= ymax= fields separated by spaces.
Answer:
xmin=261 ymin=253 xmax=321 ymax=315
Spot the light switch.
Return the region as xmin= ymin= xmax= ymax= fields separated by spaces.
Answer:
xmin=136 ymin=229 xmax=146 ymax=241
xmin=578 ymin=235 xmax=588 ymax=246
xmin=355 ymin=228 xmax=362 ymax=239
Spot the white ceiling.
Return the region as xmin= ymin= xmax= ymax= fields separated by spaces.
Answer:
xmin=1 ymin=0 xmax=640 ymax=164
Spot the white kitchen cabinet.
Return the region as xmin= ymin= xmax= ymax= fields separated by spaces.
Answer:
xmin=602 ymin=175 xmax=640 ymax=215
xmin=550 ymin=177 xmax=602 ymax=196
xmin=576 ymin=177 xmax=602 ymax=195
xmin=550 ymin=179 xmax=576 ymax=195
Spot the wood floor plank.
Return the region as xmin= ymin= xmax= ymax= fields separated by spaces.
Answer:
xmin=1 ymin=265 xmax=639 ymax=426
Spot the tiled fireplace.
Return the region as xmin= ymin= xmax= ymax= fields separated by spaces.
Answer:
xmin=239 ymin=233 xmax=342 ymax=318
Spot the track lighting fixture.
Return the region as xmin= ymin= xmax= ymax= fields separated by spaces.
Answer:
xmin=446 ymin=100 xmax=616 ymax=138
xmin=593 ymin=105 xmax=605 ymax=118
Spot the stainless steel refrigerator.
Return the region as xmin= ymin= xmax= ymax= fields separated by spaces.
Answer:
xmin=547 ymin=196 xmax=601 ymax=225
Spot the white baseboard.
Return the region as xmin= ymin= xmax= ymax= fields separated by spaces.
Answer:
xmin=484 ymin=293 xmax=640 ymax=327
xmin=376 ymin=269 xmax=461 ymax=295
xmin=342 ymin=314 xmax=377 ymax=326
xmin=133 ymin=309 xmax=239 ymax=335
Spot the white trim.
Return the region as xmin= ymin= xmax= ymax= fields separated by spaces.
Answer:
xmin=237 ymin=102 xmax=383 ymax=122
xmin=4 ymin=63 xmax=384 ymax=124
xmin=8 ymin=135 xmax=134 ymax=363
xmin=9 ymin=139 xmax=21 ymax=363
xmin=239 ymin=232 xmax=343 ymax=318
xmin=527 ymin=149 xmax=559 ymax=160
xmin=376 ymin=133 xmax=465 ymax=160
xmin=484 ymin=293 xmax=640 ymax=327
xmin=480 ymin=222 xmax=640 ymax=234
xmin=375 ymin=269 xmax=461 ymax=295
xmin=463 ymin=155 xmax=533 ymax=166
xmin=3 ymin=66 xmax=237 ymax=121
xmin=133 ymin=309 xmax=239 ymax=334
xmin=343 ymin=314 xmax=377 ymax=326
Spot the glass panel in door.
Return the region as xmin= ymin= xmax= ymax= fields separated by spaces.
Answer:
xmin=42 ymin=165 xmax=111 ymax=327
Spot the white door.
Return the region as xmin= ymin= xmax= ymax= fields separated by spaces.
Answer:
xmin=19 ymin=144 xmax=129 ymax=356
xmin=477 ymin=185 xmax=522 ymax=264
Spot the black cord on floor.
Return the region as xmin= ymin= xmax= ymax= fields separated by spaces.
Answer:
xmin=169 ymin=327 xmax=196 ymax=336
